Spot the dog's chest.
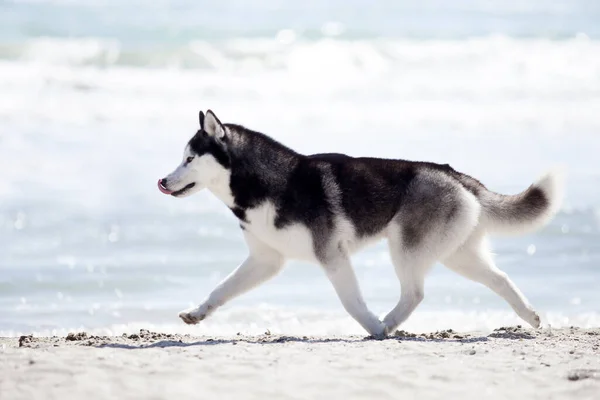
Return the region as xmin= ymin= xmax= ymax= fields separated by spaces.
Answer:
xmin=241 ymin=202 xmax=316 ymax=261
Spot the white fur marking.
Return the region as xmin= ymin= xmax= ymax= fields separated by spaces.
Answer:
xmin=243 ymin=202 xmax=317 ymax=262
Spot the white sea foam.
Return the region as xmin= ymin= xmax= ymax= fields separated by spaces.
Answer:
xmin=1 ymin=36 xmax=599 ymax=211
xmin=1 ymin=0 xmax=599 ymax=335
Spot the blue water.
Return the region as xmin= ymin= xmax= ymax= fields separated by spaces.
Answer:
xmin=0 ymin=0 xmax=599 ymax=337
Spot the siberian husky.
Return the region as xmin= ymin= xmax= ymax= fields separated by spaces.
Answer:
xmin=158 ymin=110 xmax=563 ymax=337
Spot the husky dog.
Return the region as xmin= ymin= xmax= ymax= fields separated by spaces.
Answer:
xmin=158 ymin=110 xmax=563 ymax=337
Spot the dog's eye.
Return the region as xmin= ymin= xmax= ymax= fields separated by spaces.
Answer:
xmin=186 ymin=156 xmax=194 ymax=164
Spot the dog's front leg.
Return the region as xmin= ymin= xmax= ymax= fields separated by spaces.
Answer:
xmin=179 ymin=233 xmax=284 ymax=325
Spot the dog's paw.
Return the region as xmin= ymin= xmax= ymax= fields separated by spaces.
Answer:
xmin=370 ymin=332 xmax=388 ymax=341
xmin=178 ymin=305 xmax=211 ymax=325
xmin=365 ymin=322 xmax=389 ymax=340
xmin=530 ymin=312 xmax=541 ymax=329
xmin=178 ymin=309 xmax=203 ymax=325
xmin=522 ymin=308 xmax=541 ymax=329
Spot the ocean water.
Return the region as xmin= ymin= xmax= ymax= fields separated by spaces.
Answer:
xmin=1 ymin=0 xmax=599 ymax=337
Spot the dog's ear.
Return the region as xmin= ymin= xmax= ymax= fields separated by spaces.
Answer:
xmin=198 ymin=111 xmax=205 ymax=130
xmin=204 ymin=110 xmax=226 ymax=139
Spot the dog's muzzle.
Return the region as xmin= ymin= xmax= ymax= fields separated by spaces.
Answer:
xmin=157 ymin=179 xmax=173 ymax=195
xmin=158 ymin=179 xmax=196 ymax=196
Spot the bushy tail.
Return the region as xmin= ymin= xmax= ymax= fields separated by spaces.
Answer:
xmin=479 ymin=168 xmax=565 ymax=235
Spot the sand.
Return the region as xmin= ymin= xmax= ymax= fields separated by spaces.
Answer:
xmin=1 ymin=326 xmax=599 ymax=400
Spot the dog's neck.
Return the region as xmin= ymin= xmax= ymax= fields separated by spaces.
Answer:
xmin=207 ymin=133 xmax=301 ymax=211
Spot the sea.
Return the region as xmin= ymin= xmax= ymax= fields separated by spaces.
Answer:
xmin=1 ymin=0 xmax=599 ymax=337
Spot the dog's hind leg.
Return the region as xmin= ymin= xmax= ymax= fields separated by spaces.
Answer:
xmin=179 ymin=231 xmax=285 ymax=325
xmin=382 ymin=178 xmax=482 ymax=334
xmin=381 ymin=241 xmax=432 ymax=334
xmin=321 ymin=253 xmax=386 ymax=337
xmin=442 ymin=234 xmax=541 ymax=328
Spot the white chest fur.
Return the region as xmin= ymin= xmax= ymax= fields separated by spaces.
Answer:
xmin=241 ymin=202 xmax=318 ymax=262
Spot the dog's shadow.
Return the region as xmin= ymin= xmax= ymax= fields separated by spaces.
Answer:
xmin=99 ymin=336 xmax=370 ymax=349
xmin=95 ymin=331 xmax=524 ymax=349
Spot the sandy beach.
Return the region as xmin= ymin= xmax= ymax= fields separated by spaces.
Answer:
xmin=1 ymin=326 xmax=599 ymax=400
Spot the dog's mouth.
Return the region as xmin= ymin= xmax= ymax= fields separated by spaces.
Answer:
xmin=157 ymin=180 xmax=196 ymax=197
xmin=171 ymin=182 xmax=196 ymax=196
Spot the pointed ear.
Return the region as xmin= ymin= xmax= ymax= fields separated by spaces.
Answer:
xmin=204 ymin=110 xmax=225 ymax=139
xmin=198 ymin=111 xmax=205 ymax=130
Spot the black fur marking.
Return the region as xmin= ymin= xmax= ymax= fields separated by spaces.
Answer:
xmin=230 ymin=206 xmax=247 ymax=222
xmin=446 ymin=203 xmax=460 ymax=223
xmin=328 ymin=158 xmax=418 ymax=238
xmin=171 ymin=182 xmax=196 ymax=197
xmin=483 ymin=183 xmax=550 ymax=226
xmin=227 ymin=124 xmax=296 ymax=214
xmin=402 ymin=225 xmax=419 ymax=248
xmin=274 ymin=159 xmax=335 ymax=257
xmin=198 ymin=111 xmax=205 ymax=129
xmin=505 ymin=186 xmax=548 ymax=221
xmin=410 ymin=161 xmax=485 ymax=197
xmin=188 ymin=130 xmax=230 ymax=168
xmin=224 ymin=126 xmax=335 ymax=257
xmin=524 ymin=188 xmax=548 ymax=213
xmin=273 ymin=159 xmax=332 ymax=230
xmin=397 ymin=174 xmax=464 ymax=249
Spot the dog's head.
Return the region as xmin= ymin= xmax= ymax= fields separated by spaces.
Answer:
xmin=158 ymin=110 xmax=231 ymax=198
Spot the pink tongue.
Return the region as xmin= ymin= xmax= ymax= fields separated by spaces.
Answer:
xmin=157 ymin=179 xmax=173 ymax=194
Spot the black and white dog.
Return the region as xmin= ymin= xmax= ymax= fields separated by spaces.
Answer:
xmin=158 ymin=110 xmax=563 ymax=337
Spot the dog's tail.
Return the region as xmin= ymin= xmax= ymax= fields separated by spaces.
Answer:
xmin=478 ymin=168 xmax=565 ymax=235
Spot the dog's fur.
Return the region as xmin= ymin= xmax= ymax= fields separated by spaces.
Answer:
xmin=158 ymin=110 xmax=564 ymax=337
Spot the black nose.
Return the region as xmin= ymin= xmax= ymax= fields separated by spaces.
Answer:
xmin=160 ymin=178 xmax=168 ymax=186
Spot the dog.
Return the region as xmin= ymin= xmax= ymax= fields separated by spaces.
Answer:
xmin=158 ymin=110 xmax=564 ymax=337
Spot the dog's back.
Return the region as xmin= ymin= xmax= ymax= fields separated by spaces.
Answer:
xmin=261 ymin=149 xmax=562 ymax=255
